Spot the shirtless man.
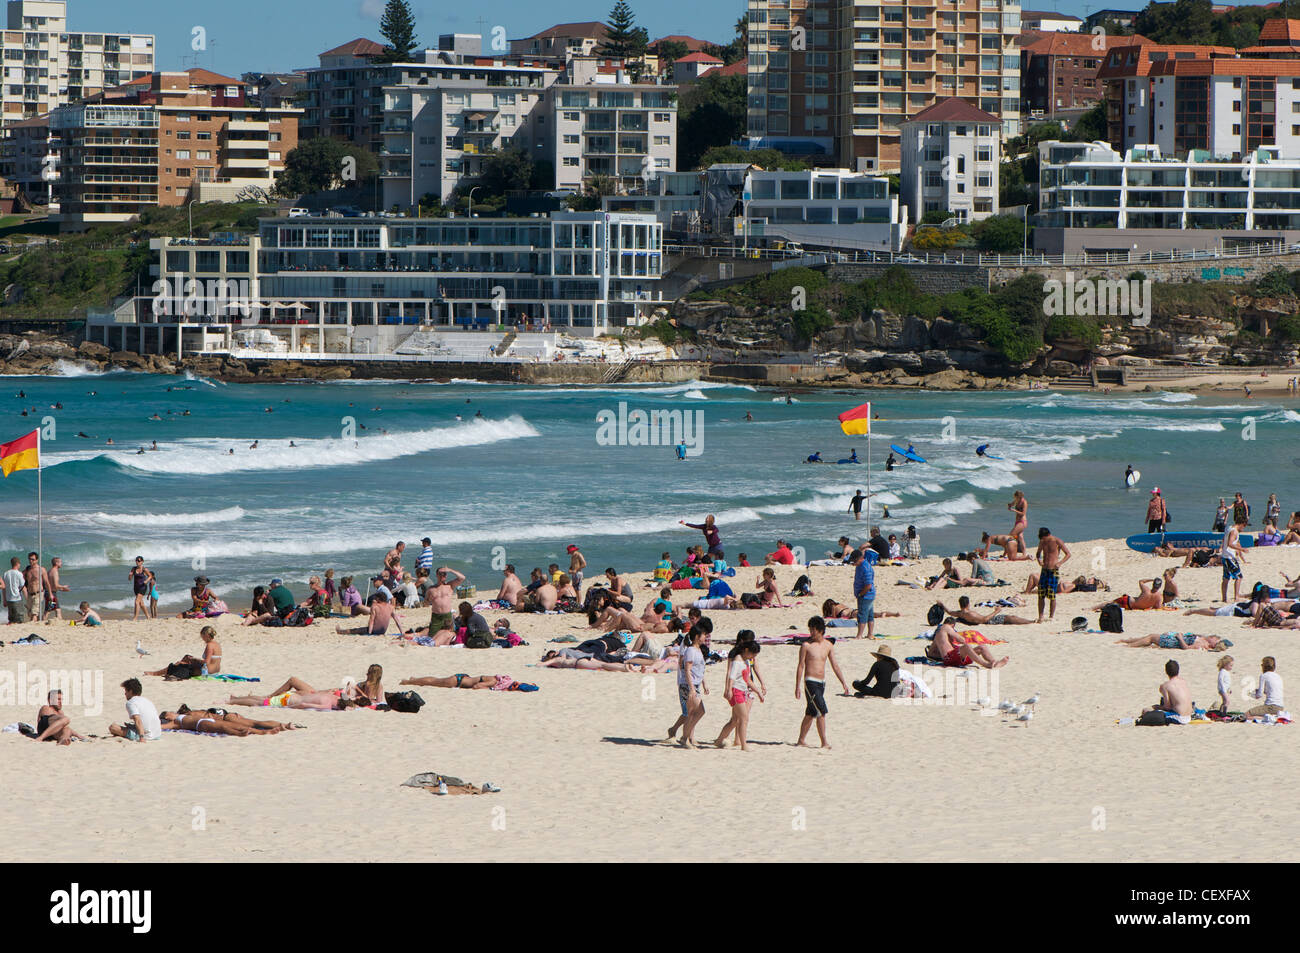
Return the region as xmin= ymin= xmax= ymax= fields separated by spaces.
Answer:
xmin=1220 ymin=518 xmax=1248 ymax=603
xmin=23 ymin=552 xmax=49 ymax=623
xmin=495 ymin=565 xmax=524 ymax=606
xmin=384 ymin=541 xmax=406 ymax=577
xmin=567 ymin=545 xmax=587 ymax=597
xmin=589 ymin=605 xmax=643 ymax=632
xmin=978 ymin=532 xmax=1030 ymax=561
xmin=1034 ymin=527 xmax=1071 ymax=623
xmin=950 ymin=595 xmax=1035 ymax=626
xmin=602 ymin=568 xmax=634 ymax=609
xmin=425 ymin=567 xmax=465 ymax=638
xmin=45 ymin=557 xmax=69 ymax=621
xmin=930 ymin=618 xmax=1009 ymax=669
xmin=33 ymin=689 xmax=86 ymax=745
xmin=794 ymin=616 xmax=852 ymax=749
xmin=517 ymin=575 xmax=557 ymax=612
xmin=336 ymin=590 xmax=407 ymax=636
xmin=227 ymin=677 xmax=359 ymax=711
xmin=639 ymin=602 xmax=676 ymax=633
xmin=1139 ymin=659 xmax=1192 ymax=725
xmin=1096 ymin=578 xmax=1163 ymax=612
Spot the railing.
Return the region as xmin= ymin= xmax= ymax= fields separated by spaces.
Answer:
xmin=663 ymin=240 xmax=1300 ymax=268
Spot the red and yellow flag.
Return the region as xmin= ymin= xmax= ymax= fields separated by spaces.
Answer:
xmin=0 ymin=429 xmax=40 ymax=477
xmin=837 ymin=402 xmax=872 ymax=436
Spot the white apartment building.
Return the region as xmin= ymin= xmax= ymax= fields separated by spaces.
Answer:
xmin=549 ymin=57 xmax=677 ymax=193
xmin=900 ymin=97 xmax=1001 ymax=221
xmin=745 ymin=0 xmax=1021 ymax=173
xmin=0 ymin=0 xmax=153 ymax=127
xmin=1038 ymin=139 xmax=1300 ymax=231
xmin=380 ymin=58 xmax=559 ymax=208
xmin=742 ymin=167 xmax=907 ymax=250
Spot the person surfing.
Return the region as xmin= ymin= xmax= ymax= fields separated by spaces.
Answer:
xmin=806 ymin=451 xmax=824 ymax=464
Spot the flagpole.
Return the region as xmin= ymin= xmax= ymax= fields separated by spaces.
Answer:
xmin=37 ymin=433 xmax=42 ymax=623
xmin=867 ymin=404 xmax=872 ymax=524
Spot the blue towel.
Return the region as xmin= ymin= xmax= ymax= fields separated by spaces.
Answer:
xmin=193 ymin=674 xmax=261 ymax=683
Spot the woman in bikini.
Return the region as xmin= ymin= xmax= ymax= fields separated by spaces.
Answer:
xmin=1008 ymin=491 xmax=1028 ymax=552
xmin=399 ymin=674 xmax=534 ymax=691
xmin=175 ymin=703 xmax=300 ymax=733
xmin=356 ymin=664 xmax=385 ymax=706
xmin=822 ymin=599 xmax=856 ymax=619
xmin=226 ymin=677 xmax=361 ymax=711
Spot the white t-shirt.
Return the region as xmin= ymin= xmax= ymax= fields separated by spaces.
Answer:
xmin=398 ymin=582 xmax=418 ymax=605
xmin=728 ymin=657 xmax=749 ymax=694
xmin=125 ymin=695 xmax=162 ymax=741
xmin=1257 ymin=672 xmax=1284 ymax=707
xmin=1217 ymin=669 xmax=1232 ymax=698
xmin=2 ymin=568 xmax=23 ymax=603
xmin=677 ymin=646 xmax=704 ymax=688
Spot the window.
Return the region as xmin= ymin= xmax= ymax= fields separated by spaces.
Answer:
xmin=197 ymin=131 xmax=211 ymax=140
xmin=176 ymin=150 xmax=190 ymax=159
xmin=197 ymin=150 xmax=211 ymax=160
xmin=563 ymin=157 xmax=579 ymax=166
xmin=176 ymin=130 xmax=190 ymax=140
xmin=654 ymin=112 xmax=671 ymax=122
xmin=563 ymin=111 xmax=580 ymax=121
xmin=564 ymin=134 xmax=579 ymax=144
xmin=177 ymin=167 xmax=191 ymax=177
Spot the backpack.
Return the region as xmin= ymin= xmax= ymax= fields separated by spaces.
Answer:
xmin=792 ymin=574 xmax=813 ymax=596
xmin=927 ymin=603 xmax=945 ymax=627
xmin=1099 ymin=604 xmax=1123 ymax=633
xmin=284 ymin=607 xmax=314 ymax=627
xmin=384 ymin=691 xmax=425 ymax=713
xmin=464 ymin=626 xmax=493 ymax=649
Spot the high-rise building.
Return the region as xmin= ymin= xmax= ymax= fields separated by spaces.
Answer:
xmin=0 ymin=0 xmax=153 ymax=127
xmin=900 ymin=97 xmax=1001 ymax=221
xmin=745 ymin=0 xmax=1022 ymax=173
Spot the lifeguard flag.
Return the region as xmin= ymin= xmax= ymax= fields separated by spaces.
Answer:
xmin=838 ymin=402 xmax=871 ymax=436
xmin=0 ymin=429 xmax=39 ymax=477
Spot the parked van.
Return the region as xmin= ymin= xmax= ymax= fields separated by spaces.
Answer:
xmin=287 ymin=208 xmax=311 ymax=218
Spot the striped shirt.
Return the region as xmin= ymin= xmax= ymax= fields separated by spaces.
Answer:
xmin=416 ymin=547 xmax=434 ymax=571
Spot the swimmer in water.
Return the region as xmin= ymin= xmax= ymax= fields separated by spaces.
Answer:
xmin=806 ymin=452 xmax=823 ymax=463
xmin=289 ymin=441 xmax=297 ymax=448
xmin=77 ymin=432 xmax=91 ymax=439
xmin=228 ymin=449 xmax=235 ymax=455
xmin=150 ymin=441 xmax=158 ymax=451
xmin=149 ymin=413 xmax=161 ymax=421
xmin=106 ymin=438 xmax=114 ymax=445
xmin=745 ymin=412 xmax=753 ymax=421
xmin=249 ymin=440 xmax=259 ymax=449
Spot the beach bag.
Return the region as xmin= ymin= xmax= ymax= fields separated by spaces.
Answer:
xmin=1099 ymin=604 xmax=1123 ymax=633
xmin=464 ymin=626 xmax=493 ymax=649
xmin=384 ymin=691 xmax=425 ymax=713
xmin=284 ymin=607 xmax=314 ymax=628
xmin=165 ymin=659 xmax=202 ymax=680
xmin=927 ymin=603 xmax=945 ymax=627
xmin=792 ymin=574 xmax=813 ymax=596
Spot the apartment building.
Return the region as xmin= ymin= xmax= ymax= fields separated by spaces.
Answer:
xmin=900 ymin=97 xmax=1000 ymax=221
xmin=509 ymin=22 xmax=607 ymax=59
xmin=87 ymin=210 xmax=666 ymax=352
xmin=1020 ymin=10 xmax=1082 ymax=33
xmin=380 ymin=57 xmax=559 ymax=207
xmin=743 ymin=166 xmax=906 ymax=249
xmin=549 ymin=57 xmax=677 ymax=193
xmin=0 ymin=111 xmax=51 ymax=201
xmin=50 ymin=69 xmax=300 ymax=230
xmin=0 ymin=0 xmax=153 ymax=127
xmin=745 ymin=0 xmax=1022 ymax=173
xmin=1038 ymin=139 xmax=1300 ymax=233
xmin=299 ymin=38 xmax=388 ymax=153
xmin=1020 ymin=30 xmax=1114 ymax=117
xmin=1098 ymin=32 xmax=1300 ymax=159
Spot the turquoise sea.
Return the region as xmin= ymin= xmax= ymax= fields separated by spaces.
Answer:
xmin=0 ymin=367 xmax=1295 ymax=614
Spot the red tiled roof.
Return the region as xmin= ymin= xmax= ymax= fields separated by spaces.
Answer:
xmin=1021 ymin=30 xmax=1151 ymax=56
xmin=320 ymin=38 xmax=384 ymax=58
xmin=675 ymin=52 xmax=723 ymax=64
xmin=716 ymin=58 xmax=747 ymax=76
xmin=907 ymin=97 xmax=1000 ymax=124
xmin=526 ymin=22 xmax=607 ymax=41
xmin=653 ymin=34 xmax=714 ymax=52
xmin=1097 ymin=41 xmax=1233 ymax=79
xmin=118 ymin=68 xmax=244 ymax=88
xmin=1258 ymin=18 xmax=1300 ymax=43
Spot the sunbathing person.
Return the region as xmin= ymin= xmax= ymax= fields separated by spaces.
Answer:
xmin=1022 ymin=573 xmax=1106 ymax=596
xmin=145 ymin=625 xmax=223 ymax=678
xmin=336 ymin=591 xmax=407 ymax=636
xmin=589 ymin=605 xmax=644 ymax=632
xmin=978 ymin=532 xmax=1031 ymax=561
xmin=1152 ymin=544 xmax=1219 ymax=568
xmin=399 ymin=674 xmax=537 ymax=692
xmin=33 ymin=689 xmax=86 ymax=745
xmin=1161 ymin=568 xmax=1181 ymax=600
xmin=928 ymin=618 xmax=1009 ymax=669
xmin=1095 ymin=578 xmax=1163 ymax=611
xmin=495 ymin=565 xmax=524 ymax=606
xmin=538 ymin=652 xmax=651 ymax=672
xmin=1115 ymin=633 xmax=1233 ymax=651
xmin=948 ymin=595 xmax=1035 ymax=626
xmin=174 ymin=704 xmax=300 ymax=733
xmin=160 ymin=710 xmax=261 ymax=736
xmin=638 ymin=601 xmax=678 ymax=632
xmin=227 ymin=677 xmax=361 ymax=711
xmin=517 ymin=575 xmax=558 ymax=612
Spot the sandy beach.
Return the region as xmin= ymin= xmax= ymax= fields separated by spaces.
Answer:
xmin=3 ymin=533 xmax=1298 ymax=863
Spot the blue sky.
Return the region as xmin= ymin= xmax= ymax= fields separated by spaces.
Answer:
xmin=70 ymin=0 xmax=745 ymax=77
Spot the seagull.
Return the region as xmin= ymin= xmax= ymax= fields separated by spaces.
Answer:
xmin=1022 ymin=695 xmax=1040 ymax=707
xmin=998 ymin=699 xmax=1014 ymax=710
xmin=1009 ymin=705 xmax=1024 ymax=716
xmin=976 ymin=696 xmax=992 ymax=707
xmin=1017 ymin=712 xmax=1033 ymax=723
xmin=135 ymin=640 xmax=150 ymax=657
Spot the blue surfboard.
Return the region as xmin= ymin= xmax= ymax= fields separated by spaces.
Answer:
xmin=1125 ymin=532 xmax=1255 ymax=554
xmin=889 ymin=444 xmax=927 ymax=464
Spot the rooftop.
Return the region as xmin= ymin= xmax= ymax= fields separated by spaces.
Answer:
xmin=907 ymin=97 xmax=1000 ymax=124
xmin=319 ymin=38 xmax=385 ymax=58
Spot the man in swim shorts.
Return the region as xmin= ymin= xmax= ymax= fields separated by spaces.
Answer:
xmin=425 ymin=566 xmax=464 ymax=635
xmin=1034 ymin=527 xmax=1070 ymax=623
xmin=795 ymin=617 xmax=852 ymax=749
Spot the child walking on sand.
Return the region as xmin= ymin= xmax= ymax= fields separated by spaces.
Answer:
xmin=795 ymin=616 xmax=852 ymax=749
xmin=714 ymin=635 xmax=765 ymax=750
xmin=1217 ymin=655 xmax=1234 ymax=713
xmin=671 ymin=625 xmax=708 ymax=748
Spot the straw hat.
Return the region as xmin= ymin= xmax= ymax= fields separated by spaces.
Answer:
xmin=870 ymin=644 xmax=894 ymax=661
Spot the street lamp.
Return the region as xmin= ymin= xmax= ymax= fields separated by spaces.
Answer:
xmin=469 ymin=186 xmax=481 ymax=219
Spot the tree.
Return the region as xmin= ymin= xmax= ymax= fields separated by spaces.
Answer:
xmin=473 ymin=148 xmax=534 ymax=200
xmin=1068 ymin=102 xmax=1107 ymax=143
xmin=696 ymin=144 xmax=806 ymax=171
xmin=373 ymin=0 xmax=419 ymax=64
xmin=275 ymin=138 xmax=378 ymax=197
xmin=972 ymin=214 xmax=1025 ymax=254
xmin=656 ymin=39 xmax=689 ymax=76
xmin=567 ymin=174 xmax=618 ymax=211
xmin=677 ymin=72 xmax=746 ymax=169
xmin=599 ymin=1 xmax=649 ymax=71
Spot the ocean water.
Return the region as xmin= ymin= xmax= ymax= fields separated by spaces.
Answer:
xmin=0 ymin=366 xmax=1295 ymax=614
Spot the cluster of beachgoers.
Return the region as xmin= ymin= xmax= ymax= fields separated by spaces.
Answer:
xmin=13 ymin=485 xmax=1300 ymax=749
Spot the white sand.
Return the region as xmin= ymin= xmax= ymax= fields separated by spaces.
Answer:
xmin=3 ymin=536 xmax=1299 ymax=862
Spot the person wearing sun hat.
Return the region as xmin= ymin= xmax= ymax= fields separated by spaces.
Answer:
xmin=852 ymin=643 xmax=900 ymax=698
xmin=1146 ymin=486 xmax=1167 ymax=534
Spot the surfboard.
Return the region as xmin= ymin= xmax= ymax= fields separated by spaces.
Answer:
xmin=889 ymin=444 xmax=928 ymax=464
xmin=835 ymin=459 xmax=862 ymax=465
xmin=1125 ymin=531 xmax=1254 ymax=553
xmin=1125 ymin=469 xmax=1141 ymax=487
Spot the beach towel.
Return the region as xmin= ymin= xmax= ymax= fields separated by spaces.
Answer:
xmin=193 ymin=674 xmax=261 ymax=683
xmin=163 ymin=729 xmax=234 ymax=737
xmin=825 ymin=618 xmax=857 ymax=627
xmin=905 ymin=656 xmax=949 ymax=667
xmin=958 ymin=629 xmax=1006 ymax=646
